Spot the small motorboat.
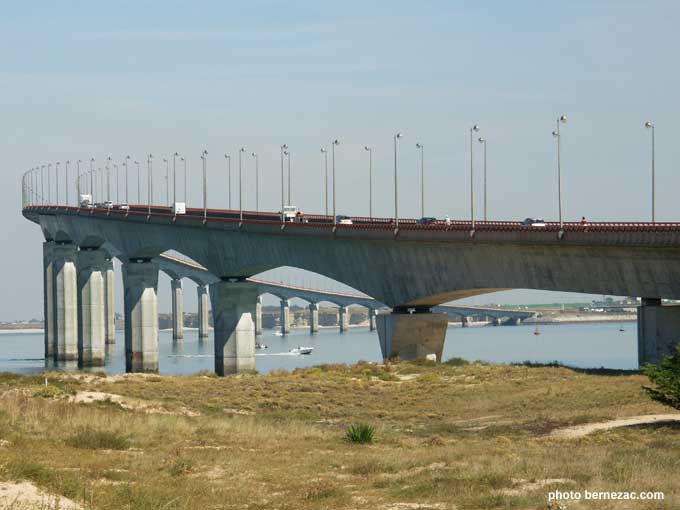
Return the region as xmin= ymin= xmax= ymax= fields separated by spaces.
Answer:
xmin=289 ymin=346 xmax=314 ymax=355
xmin=255 ymin=342 xmax=268 ymax=350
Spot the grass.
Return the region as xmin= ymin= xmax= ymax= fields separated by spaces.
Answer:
xmin=345 ymin=423 xmax=375 ymax=444
xmin=0 ymin=362 xmax=676 ymax=509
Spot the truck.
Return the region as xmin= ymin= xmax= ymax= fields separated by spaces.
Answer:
xmin=79 ymin=194 xmax=93 ymax=208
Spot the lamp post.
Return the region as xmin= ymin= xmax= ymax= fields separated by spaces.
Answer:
xmin=251 ymin=152 xmax=259 ymax=213
xmin=147 ymin=154 xmax=153 ymax=216
xmin=552 ymin=114 xmax=567 ymax=229
xmin=201 ymin=150 xmax=208 ymax=221
xmin=478 ymin=137 xmax=487 ymax=221
xmin=114 ymin=164 xmax=119 ymax=203
xmin=286 ymin=150 xmax=292 ymax=205
xmin=106 ymin=156 xmax=111 ymax=202
xmin=48 ymin=163 xmax=52 ymax=204
xmin=76 ymin=160 xmax=82 ymax=203
xmin=331 ymin=139 xmax=340 ymax=225
xmin=173 ymin=152 xmax=179 ymax=206
xmin=393 ymin=132 xmax=403 ymax=228
xmin=469 ymin=124 xmax=480 ymax=228
xmin=320 ymin=148 xmax=328 ymax=217
xmin=124 ymin=155 xmax=130 ymax=205
xmin=55 ymin=162 xmax=60 ymax=205
xmin=645 ymin=121 xmax=655 ymax=223
xmin=163 ymin=158 xmax=169 ymax=206
xmin=364 ymin=146 xmax=373 ymax=219
xmin=40 ymin=165 xmax=45 ymax=205
xmin=134 ymin=160 xmax=140 ymax=204
xmin=89 ymin=159 xmax=94 ymax=202
xmin=280 ymin=144 xmax=288 ymax=223
xmin=416 ymin=143 xmax=424 ymax=218
xmin=224 ymin=154 xmax=231 ymax=209
xmin=239 ymin=147 xmax=246 ymax=223
xmin=65 ymin=161 xmax=70 ymax=206
xmin=181 ymin=157 xmax=186 ymax=204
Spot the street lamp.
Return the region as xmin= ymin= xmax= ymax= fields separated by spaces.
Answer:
xmin=114 ymin=164 xmax=119 ymax=203
xmin=280 ymin=144 xmax=288 ymax=223
xmin=239 ymin=147 xmax=246 ymax=223
xmin=106 ymin=156 xmax=112 ymax=202
xmin=645 ymin=121 xmax=655 ymax=223
xmin=65 ymin=161 xmax=70 ymax=206
xmin=393 ymin=132 xmax=403 ymax=228
xmin=251 ymin=152 xmax=259 ymax=213
xmin=201 ymin=150 xmax=208 ymax=221
xmin=134 ymin=160 xmax=140 ymax=204
xmin=331 ymin=140 xmax=340 ymax=225
xmin=416 ymin=143 xmax=424 ymax=218
xmin=320 ymin=148 xmax=328 ymax=217
xmin=552 ymin=114 xmax=567 ymax=229
xmin=47 ymin=163 xmax=52 ymax=204
xmin=469 ymin=125 xmax=480 ymax=228
xmin=40 ymin=165 xmax=45 ymax=205
xmin=181 ymin=157 xmax=186 ymax=204
xmin=364 ymin=146 xmax=373 ymax=219
xmin=286 ymin=150 xmax=292 ymax=205
xmin=163 ymin=158 xmax=169 ymax=206
xmin=55 ymin=162 xmax=60 ymax=205
xmin=173 ymin=152 xmax=179 ymax=206
xmin=224 ymin=154 xmax=231 ymax=209
xmin=478 ymin=137 xmax=487 ymax=221
xmin=89 ymin=158 xmax=95 ymax=202
xmin=147 ymin=154 xmax=153 ymax=216
xmin=76 ymin=160 xmax=82 ymax=203
xmin=124 ymin=155 xmax=131 ymax=205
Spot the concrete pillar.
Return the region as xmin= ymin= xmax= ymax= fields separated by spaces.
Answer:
xmin=368 ymin=308 xmax=377 ymax=331
xmin=209 ymin=279 xmax=257 ymax=376
xmin=280 ymin=299 xmax=290 ymax=335
xmin=52 ymin=243 xmax=79 ymax=362
xmin=104 ymin=259 xmax=116 ymax=344
xmin=42 ymin=241 xmax=55 ymax=359
xmin=255 ymin=296 xmax=262 ymax=336
xmin=493 ymin=318 xmax=502 ymax=326
xmin=638 ymin=298 xmax=680 ymax=366
xmin=461 ymin=316 xmax=470 ymax=327
xmin=197 ymin=284 xmax=210 ymax=339
xmin=339 ymin=306 xmax=349 ymax=332
xmin=376 ymin=310 xmax=448 ymax=362
xmin=122 ymin=259 xmax=159 ymax=373
xmin=309 ymin=303 xmax=319 ymax=333
xmin=171 ymin=278 xmax=184 ymax=340
xmin=77 ymin=248 xmax=106 ymax=366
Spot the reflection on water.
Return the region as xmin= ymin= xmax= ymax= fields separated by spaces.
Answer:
xmin=0 ymin=321 xmax=639 ymax=376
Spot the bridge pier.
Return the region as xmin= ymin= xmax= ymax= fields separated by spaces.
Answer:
xmin=376 ymin=309 xmax=448 ymax=362
xmin=638 ymin=298 xmax=680 ymax=366
xmin=280 ymin=299 xmax=290 ymax=335
xmin=209 ymin=279 xmax=257 ymax=375
xmin=123 ymin=259 xmax=159 ymax=373
xmin=368 ymin=309 xmax=377 ymax=331
xmin=104 ymin=259 xmax=116 ymax=344
xmin=171 ymin=278 xmax=184 ymax=341
xmin=42 ymin=241 xmax=55 ymax=360
xmin=493 ymin=318 xmax=501 ymax=326
xmin=461 ymin=316 xmax=470 ymax=328
xmin=52 ymin=243 xmax=79 ymax=362
xmin=255 ymin=296 xmax=262 ymax=336
xmin=309 ymin=303 xmax=319 ymax=333
xmin=77 ymin=248 xmax=106 ymax=366
xmin=197 ymin=284 xmax=209 ymax=339
xmin=339 ymin=306 xmax=349 ymax=332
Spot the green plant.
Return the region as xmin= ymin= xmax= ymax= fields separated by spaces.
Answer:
xmin=66 ymin=427 xmax=130 ymax=450
xmin=345 ymin=423 xmax=375 ymax=444
xmin=643 ymin=345 xmax=680 ymax=409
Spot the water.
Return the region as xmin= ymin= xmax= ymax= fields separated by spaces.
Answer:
xmin=0 ymin=321 xmax=638 ymax=376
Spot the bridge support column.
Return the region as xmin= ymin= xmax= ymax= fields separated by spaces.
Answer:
xmin=42 ymin=241 xmax=55 ymax=360
xmin=280 ymin=299 xmax=290 ymax=335
xmin=638 ymin=298 xmax=680 ymax=366
xmin=461 ymin=316 xmax=470 ymax=328
xmin=339 ymin=306 xmax=349 ymax=332
xmin=309 ymin=303 xmax=319 ymax=333
xmin=52 ymin=243 xmax=79 ymax=362
xmin=104 ymin=259 xmax=116 ymax=344
xmin=123 ymin=259 xmax=159 ymax=373
xmin=255 ymin=296 xmax=262 ymax=336
xmin=171 ymin=279 xmax=184 ymax=341
xmin=376 ymin=309 xmax=448 ymax=362
xmin=197 ymin=284 xmax=209 ymax=339
xmin=493 ymin=318 xmax=502 ymax=326
xmin=368 ymin=309 xmax=377 ymax=331
xmin=210 ymin=279 xmax=257 ymax=376
xmin=77 ymin=248 xmax=106 ymax=366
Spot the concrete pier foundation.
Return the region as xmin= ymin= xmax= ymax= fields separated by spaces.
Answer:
xmin=209 ymin=279 xmax=257 ymax=376
xmin=376 ymin=310 xmax=448 ymax=362
xmin=42 ymin=241 xmax=55 ymax=359
xmin=255 ymin=296 xmax=262 ymax=336
xmin=104 ymin=259 xmax=116 ymax=344
xmin=197 ymin=284 xmax=209 ymax=339
xmin=339 ymin=306 xmax=349 ymax=332
xmin=368 ymin=308 xmax=377 ymax=331
xmin=309 ymin=303 xmax=319 ymax=333
xmin=638 ymin=298 xmax=680 ymax=366
xmin=52 ymin=243 xmax=79 ymax=362
xmin=280 ymin=299 xmax=290 ymax=335
xmin=77 ymin=248 xmax=106 ymax=366
xmin=123 ymin=259 xmax=159 ymax=373
xmin=171 ymin=278 xmax=184 ymax=340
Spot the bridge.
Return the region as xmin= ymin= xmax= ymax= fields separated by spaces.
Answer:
xmin=21 ymin=173 xmax=680 ymax=374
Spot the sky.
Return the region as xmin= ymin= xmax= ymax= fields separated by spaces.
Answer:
xmin=2 ymin=1 xmax=679 ymax=319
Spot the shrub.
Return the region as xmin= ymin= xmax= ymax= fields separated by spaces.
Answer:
xmin=66 ymin=428 xmax=130 ymax=450
xmin=444 ymin=357 xmax=470 ymax=366
xmin=345 ymin=423 xmax=375 ymax=444
xmin=642 ymin=345 xmax=680 ymax=410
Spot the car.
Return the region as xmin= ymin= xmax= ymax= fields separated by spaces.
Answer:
xmin=79 ymin=194 xmax=93 ymax=208
xmin=118 ymin=203 xmax=130 ymax=211
xmin=282 ymin=205 xmax=298 ymax=221
xmin=418 ymin=217 xmax=437 ymax=225
xmin=336 ymin=215 xmax=353 ymax=225
xmin=104 ymin=201 xmax=114 ymax=209
xmin=521 ymin=218 xmax=546 ymax=227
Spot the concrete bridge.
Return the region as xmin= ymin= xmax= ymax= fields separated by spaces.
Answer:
xmin=22 ymin=198 xmax=680 ymax=375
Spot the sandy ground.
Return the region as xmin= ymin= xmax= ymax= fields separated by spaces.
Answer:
xmin=549 ymin=414 xmax=680 ymax=439
xmin=0 ymin=481 xmax=82 ymax=509
xmin=70 ymin=390 xmax=199 ymax=417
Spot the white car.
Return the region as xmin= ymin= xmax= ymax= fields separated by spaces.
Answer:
xmin=336 ymin=215 xmax=353 ymax=225
xmin=521 ymin=218 xmax=546 ymax=227
xmin=104 ymin=201 xmax=114 ymax=209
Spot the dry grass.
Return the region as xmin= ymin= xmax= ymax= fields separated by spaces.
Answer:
xmin=0 ymin=363 xmax=676 ymax=509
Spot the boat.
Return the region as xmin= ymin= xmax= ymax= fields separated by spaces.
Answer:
xmin=255 ymin=342 xmax=268 ymax=350
xmin=289 ymin=346 xmax=314 ymax=355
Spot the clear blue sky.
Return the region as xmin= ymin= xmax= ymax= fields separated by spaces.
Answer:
xmin=2 ymin=1 xmax=679 ymax=318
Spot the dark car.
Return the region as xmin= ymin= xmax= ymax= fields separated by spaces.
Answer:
xmin=418 ymin=217 xmax=437 ymax=225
